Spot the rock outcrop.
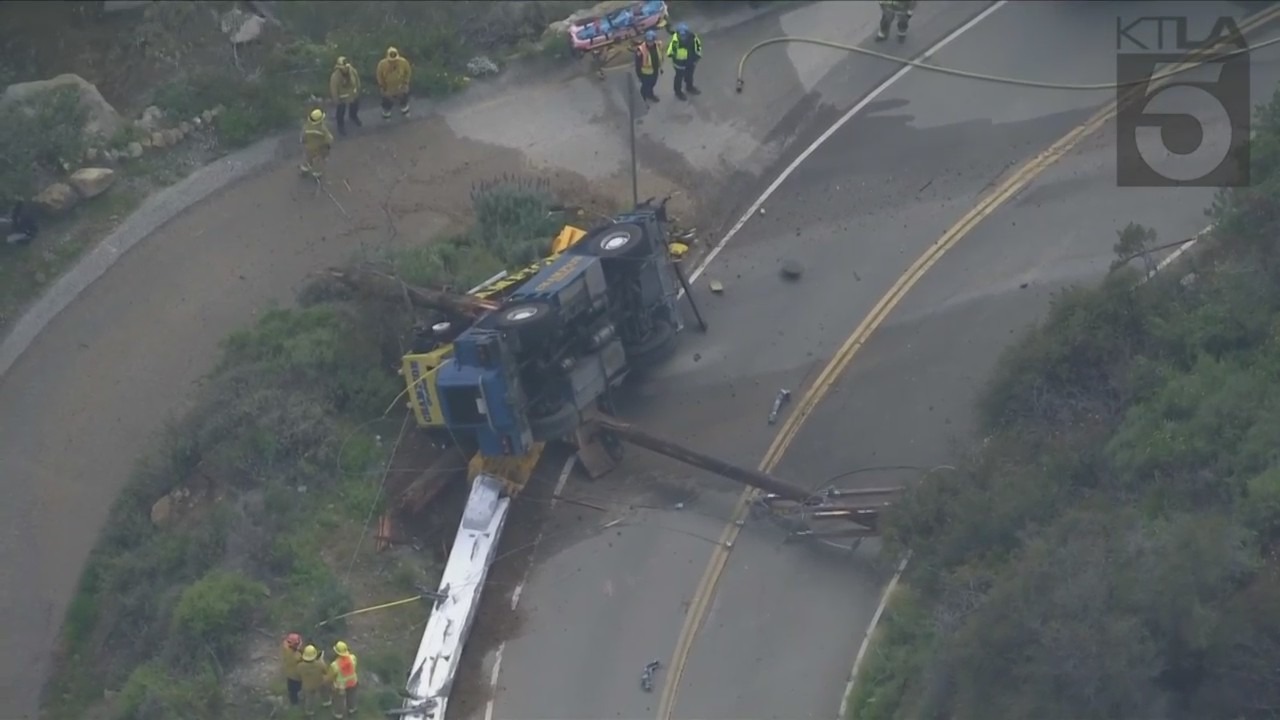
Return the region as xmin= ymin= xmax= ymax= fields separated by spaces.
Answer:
xmin=32 ymin=183 xmax=78 ymax=216
xmin=221 ymin=7 xmax=266 ymax=45
xmin=68 ymin=168 xmax=117 ymax=199
xmin=0 ymin=74 xmax=125 ymax=141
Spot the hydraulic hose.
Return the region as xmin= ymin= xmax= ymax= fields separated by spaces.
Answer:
xmin=734 ymin=33 xmax=1280 ymax=93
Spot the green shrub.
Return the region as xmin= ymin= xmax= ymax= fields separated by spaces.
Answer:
xmin=0 ymin=85 xmax=88 ymax=202
xmin=170 ymin=570 xmax=266 ymax=661
xmin=865 ymin=86 xmax=1280 ymax=720
xmin=217 ymin=305 xmax=399 ymax=419
xmin=845 ymin=585 xmax=935 ymax=720
xmin=394 ymin=177 xmax=561 ymax=289
xmin=116 ymin=660 xmax=222 ymax=720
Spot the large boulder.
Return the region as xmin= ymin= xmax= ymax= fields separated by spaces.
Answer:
xmin=221 ymin=7 xmax=266 ymax=45
xmin=32 ymin=183 xmax=79 ymax=216
xmin=68 ymin=167 xmax=117 ymax=199
xmin=0 ymin=74 xmax=125 ymax=141
xmin=137 ymin=104 xmax=165 ymax=132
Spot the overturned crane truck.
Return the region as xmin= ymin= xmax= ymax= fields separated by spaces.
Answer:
xmin=431 ymin=205 xmax=686 ymax=456
xmin=395 ymin=199 xmax=691 ymax=719
xmin=389 ymin=196 xmax=897 ymax=720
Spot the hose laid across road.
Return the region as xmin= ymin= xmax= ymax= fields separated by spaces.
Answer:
xmin=735 ymin=32 xmax=1280 ymax=93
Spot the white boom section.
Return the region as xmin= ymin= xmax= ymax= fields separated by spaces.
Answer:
xmin=400 ymin=473 xmax=511 ymax=720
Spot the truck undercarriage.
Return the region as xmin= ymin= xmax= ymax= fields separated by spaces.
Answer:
xmin=329 ymin=197 xmax=900 ymax=719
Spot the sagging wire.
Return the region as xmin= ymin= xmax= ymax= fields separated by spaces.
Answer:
xmin=316 ymin=463 xmax=962 ymax=625
xmin=342 ymin=410 xmax=411 ymax=586
xmin=734 ymin=31 xmax=1280 ymax=93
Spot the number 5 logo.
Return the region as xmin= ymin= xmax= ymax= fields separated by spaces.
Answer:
xmin=1115 ymin=53 xmax=1251 ymax=188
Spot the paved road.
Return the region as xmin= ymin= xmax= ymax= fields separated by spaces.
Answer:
xmin=0 ymin=3 xmax=926 ymax=716
xmin=487 ymin=1 xmax=1279 ymax=719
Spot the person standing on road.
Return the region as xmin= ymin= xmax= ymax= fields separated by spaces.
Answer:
xmin=666 ymin=22 xmax=702 ymax=101
xmin=376 ymin=47 xmax=413 ymax=119
xmin=634 ymin=30 xmax=664 ymax=103
xmin=281 ymin=632 xmax=304 ymax=707
xmin=328 ymin=640 xmax=359 ymax=718
xmin=329 ymin=56 xmax=363 ymax=136
xmin=297 ymin=644 xmax=331 ymax=717
xmin=299 ymin=108 xmax=334 ymax=179
xmin=876 ymin=0 xmax=917 ymax=41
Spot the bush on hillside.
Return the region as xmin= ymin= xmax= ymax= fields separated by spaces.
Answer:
xmin=45 ymin=303 xmax=399 ymax=716
xmin=44 ymin=167 xmax=573 ymax=717
xmin=149 ymin=1 xmax=582 ymax=151
xmin=855 ymin=86 xmax=1280 ymax=720
xmin=394 ymin=176 xmax=563 ymax=290
xmin=0 ymin=86 xmax=88 ymax=203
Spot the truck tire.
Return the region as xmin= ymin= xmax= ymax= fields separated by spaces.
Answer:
xmin=529 ymin=402 xmax=581 ymax=441
xmin=583 ymin=223 xmax=647 ymax=259
xmin=494 ymin=301 xmax=558 ymax=335
xmin=625 ymin=319 xmax=677 ymax=369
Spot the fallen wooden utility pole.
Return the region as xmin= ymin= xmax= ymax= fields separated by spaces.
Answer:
xmin=592 ymin=415 xmax=819 ymax=503
xmin=325 ymin=264 xmax=500 ymax=318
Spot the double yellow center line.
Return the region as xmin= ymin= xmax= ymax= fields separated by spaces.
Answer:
xmin=655 ymin=5 xmax=1280 ymax=718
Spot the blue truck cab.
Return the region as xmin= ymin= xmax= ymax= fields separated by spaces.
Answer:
xmin=434 ymin=207 xmax=685 ymax=457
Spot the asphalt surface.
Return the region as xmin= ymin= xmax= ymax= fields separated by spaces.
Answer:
xmin=487 ymin=2 xmax=1280 ymax=719
xmin=0 ymin=3 xmax=933 ymax=716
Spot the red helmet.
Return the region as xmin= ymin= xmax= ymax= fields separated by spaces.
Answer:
xmin=286 ymin=633 xmax=302 ymax=649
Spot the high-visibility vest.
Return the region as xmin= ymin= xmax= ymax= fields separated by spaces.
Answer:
xmin=330 ymin=654 xmax=358 ymax=689
xmin=636 ymin=42 xmax=662 ymax=75
xmin=667 ymin=34 xmax=701 ymax=64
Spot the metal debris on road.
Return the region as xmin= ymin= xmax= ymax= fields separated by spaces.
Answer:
xmin=709 ymin=279 xmax=724 ymax=293
xmin=641 ymin=660 xmax=662 ymax=692
xmin=767 ymin=388 xmax=792 ymax=425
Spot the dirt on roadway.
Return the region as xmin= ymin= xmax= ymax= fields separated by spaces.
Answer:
xmin=0 ymin=2 xmax=859 ymax=714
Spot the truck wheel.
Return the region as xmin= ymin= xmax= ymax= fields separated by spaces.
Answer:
xmin=583 ymin=223 xmax=647 ymax=259
xmin=494 ymin=301 xmax=558 ymax=334
xmin=529 ymin=402 xmax=581 ymax=441
xmin=625 ymin=319 xmax=677 ymax=369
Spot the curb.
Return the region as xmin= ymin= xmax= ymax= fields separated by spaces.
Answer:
xmin=0 ymin=1 xmax=804 ymax=381
xmin=0 ymin=135 xmax=285 ymax=378
xmin=837 ymin=553 xmax=909 ymax=720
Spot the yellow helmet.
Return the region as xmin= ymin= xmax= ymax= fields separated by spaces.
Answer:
xmin=387 ymin=47 xmax=399 ymax=59
xmin=333 ymin=640 xmax=350 ymax=656
xmin=309 ymin=108 xmax=324 ymax=122
xmin=301 ymin=645 xmax=319 ymax=661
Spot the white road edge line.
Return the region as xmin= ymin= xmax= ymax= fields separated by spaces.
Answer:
xmin=686 ymin=0 xmax=1011 ymax=286
xmin=485 ymin=454 xmax=577 ymax=720
xmin=834 ymin=227 xmax=1210 ymax=720
xmin=838 ymin=551 xmax=912 ymax=720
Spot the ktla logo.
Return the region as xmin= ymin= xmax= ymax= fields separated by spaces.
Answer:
xmin=1115 ymin=15 xmax=1251 ymax=188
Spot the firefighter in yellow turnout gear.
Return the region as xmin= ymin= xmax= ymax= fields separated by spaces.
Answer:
xmin=328 ymin=640 xmax=359 ymax=718
xmin=297 ymin=644 xmax=331 ymax=717
xmin=329 ymin=56 xmax=362 ymax=136
xmin=300 ymin=108 xmax=334 ymax=179
xmin=877 ymin=0 xmax=918 ymax=41
xmin=376 ymin=47 xmax=412 ymax=119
